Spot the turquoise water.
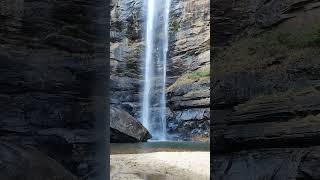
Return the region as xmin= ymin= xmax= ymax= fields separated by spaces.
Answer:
xmin=110 ymin=141 xmax=210 ymax=154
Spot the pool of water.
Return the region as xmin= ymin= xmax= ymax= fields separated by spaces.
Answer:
xmin=110 ymin=141 xmax=210 ymax=154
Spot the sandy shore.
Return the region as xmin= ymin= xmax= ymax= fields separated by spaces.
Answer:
xmin=110 ymin=152 xmax=210 ymax=180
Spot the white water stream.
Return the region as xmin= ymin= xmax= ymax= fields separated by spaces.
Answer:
xmin=142 ymin=0 xmax=171 ymax=140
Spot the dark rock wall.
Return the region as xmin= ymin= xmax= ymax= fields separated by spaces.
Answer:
xmin=212 ymin=0 xmax=320 ymax=179
xmin=213 ymin=0 xmax=320 ymax=47
xmin=0 ymin=0 xmax=107 ymax=179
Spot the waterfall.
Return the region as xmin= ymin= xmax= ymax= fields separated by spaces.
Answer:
xmin=142 ymin=0 xmax=171 ymax=140
xmin=160 ymin=0 xmax=171 ymax=140
xmin=141 ymin=0 xmax=155 ymax=131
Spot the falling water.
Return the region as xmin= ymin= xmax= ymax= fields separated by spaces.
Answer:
xmin=142 ymin=0 xmax=171 ymax=140
xmin=160 ymin=0 xmax=171 ymax=140
xmin=142 ymin=0 xmax=155 ymax=131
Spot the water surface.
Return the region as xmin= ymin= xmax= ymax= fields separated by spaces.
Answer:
xmin=110 ymin=141 xmax=210 ymax=154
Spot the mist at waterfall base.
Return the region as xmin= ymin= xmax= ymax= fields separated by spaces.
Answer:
xmin=141 ymin=0 xmax=171 ymax=141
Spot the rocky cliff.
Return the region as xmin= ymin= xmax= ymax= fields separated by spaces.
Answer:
xmin=212 ymin=0 xmax=320 ymax=179
xmin=166 ymin=0 xmax=210 ymax=140
xmin=0 ymin=0 xmax=107 ymax=179
xmin=110 ymin=0 xmax=210 ymax=141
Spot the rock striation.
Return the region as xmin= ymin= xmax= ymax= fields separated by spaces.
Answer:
xmin=166 ymin=0 xmax=210 ymax=140
xmin=212 ymin=0 xmax=320 ymax=179
xmin=0 ymin=0 xmax=107 ymax=179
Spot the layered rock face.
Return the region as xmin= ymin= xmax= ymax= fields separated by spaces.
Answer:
xmin=212 ymin=0 xmax=320 ymax=179
xmin=167 ymin=0 xmax=210 ymax=140
xmin=0 ymin=0 xmax=107 ymax=179
xmin=110 ymin=0 xmax=210 ymax=141
xmin=110 ymin=0 xmax=144 ymax=119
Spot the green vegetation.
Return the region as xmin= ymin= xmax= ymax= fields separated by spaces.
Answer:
xmin=170 ymin=18 xmax=180 ymax=32
xmin=304 ymin=114 xmax=320 ymax=123
xmin=275 ymin=25 xmax=320 ymax=48
xmin=189 ymin=65 xmax=210 ymax=79
xmin=213 ymin=23 xmax=320 ymax=75
xmin=191 ymin=134 xmax=210 ymax=142
xmin=167 ymin=65 xmax=209 ymax=92
xmin=126 ymin=58 xmax=138 ymax=70
xmin=183 ymin=89 xmax=209 ymax=98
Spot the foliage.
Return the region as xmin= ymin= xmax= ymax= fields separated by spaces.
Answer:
xmin=170 ymin=18 xmax=180 ymax=32
xmin=304 ymin=114 xmax=320 ymax=123
xmin=189 ymin=65 xmax=210 ymax=79
xmin=275 ymin=25 xmax=320 ymax=48
xmin=183 ymin=89 xmax=209 ymax=97
xmin=167 ymin=65 xmax=209 ymax=92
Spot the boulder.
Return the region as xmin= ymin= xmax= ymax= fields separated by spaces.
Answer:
xmin=0 ymin=142 xmax=77 ymax=180
xmin=110 ymin=107 xmax=151 ymax=143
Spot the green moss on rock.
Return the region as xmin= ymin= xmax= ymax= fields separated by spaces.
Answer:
xmin=167 ymin=65 xmax=209 ymax=92
xmin=304 ymin=114 xmax=320 ymax=123
xmin=170 ymin=18 xmax=180 ymax=32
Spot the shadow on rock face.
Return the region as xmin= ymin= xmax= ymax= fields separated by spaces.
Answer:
xmin=0 ymin=142 xmax=78 ymax=180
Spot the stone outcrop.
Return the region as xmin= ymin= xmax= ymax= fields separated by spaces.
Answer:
xmin=110 ymin=106 xmax=151 ymax=143
xmin=110 ymin=0 xmax=210 ymax=141
xmin=0 ymin=0 xmax=107 ymax=179
xmin=212 ymin=0 xmax=320 ymax=179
